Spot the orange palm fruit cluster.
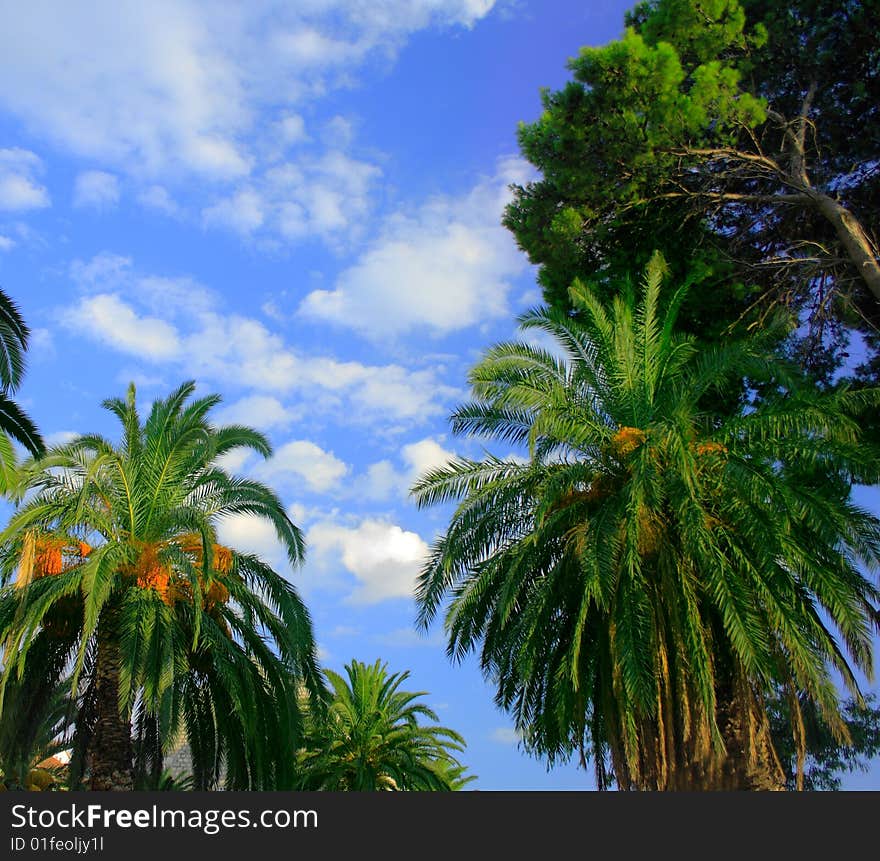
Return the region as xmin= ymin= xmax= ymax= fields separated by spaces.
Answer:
xmin=132 ymin=545 xmax=174 ymax=604
xmin=17 ymin=534 xmax=92 ymax=587
xmin=131 ymin=537 xmax=233 ymax=609
xmin=691 ymin=440 xmax=728 ymax=457
xmin=611 ymin=426 xmax=647 ymax=457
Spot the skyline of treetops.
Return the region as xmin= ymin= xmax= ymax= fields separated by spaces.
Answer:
xmin=0 ymin=0 xmax=878 ymax=790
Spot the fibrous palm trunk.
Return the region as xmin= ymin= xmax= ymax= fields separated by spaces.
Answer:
xmin=88 ymin=611 xmax=133 ymax=791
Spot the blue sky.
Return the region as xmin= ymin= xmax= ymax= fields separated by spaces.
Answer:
xmin=0 ymin=0 xmax=876 ymax=790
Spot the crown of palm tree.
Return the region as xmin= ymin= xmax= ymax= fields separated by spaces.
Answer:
xmin=297 ymin=659 xmax=471 ymax=791
xmin=412 ymin=253 xmax=880 ymax=790
xmin=0 ymin=380 xmax=321 ymax=789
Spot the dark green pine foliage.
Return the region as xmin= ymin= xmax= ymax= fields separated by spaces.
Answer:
xmin=504 ymin=0 xmax=880 ymax=383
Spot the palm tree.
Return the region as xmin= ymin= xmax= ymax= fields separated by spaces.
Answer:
xmin=412 ymin=254 xmax=880 ymax=790
xmin=0 ymin=671 xmax=72 ymax=791
xmin=0 ymin=381 xmax=322 ymax=790
xmin=0 ymin=288 xmax=44 ymax=459
xmin=297 ymin=659 xmax=471 ymax=790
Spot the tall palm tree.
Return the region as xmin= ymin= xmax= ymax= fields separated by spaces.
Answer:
xmin=0 ymin=381 xmax=322 ymax=790
xmin=0 ymin=288 xmax=44 ymax=459
xmin=297 ymin=659 xmax=471 ymax=791
xmin=412 ymin=254 xmax=880 ymax=790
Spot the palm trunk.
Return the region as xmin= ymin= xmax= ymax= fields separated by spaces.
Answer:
xmin=88 ymin=612 xmax=133 ymax=791
xmin=713 ymin=680 xmax=785 ymax=790
xmin=623 ymin=653 xmax=786 ymax=790
xmin=672 ymin=672 xmax=785 ymax=791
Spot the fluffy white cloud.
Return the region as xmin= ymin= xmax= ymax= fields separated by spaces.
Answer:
xmin=202 ymin=187 xmax=265 ymax=235
xmin=216 ymin=512 xmax=289 ymax=571
xmin=306 ymin=517 xmax=429 ymax=604
xmin=0 ymin=235 xmax=14 ymax=251
xmin=358 ymin=436 xmax=456 ymax=501
xmin=299 ymin=156 xmax=531 ymax=337
xmin=270 ymin=150 xmax=381 ymax=243
xmin=214 ymin=394 xmax=298 ymax=431
xmin=73 ymin=170 xmax=120 ymax=209
xmin=255 ymin=440 xmax=349 ymax=493
xmin=0 ymin=148 xmax=50 ymax=210
xmin=0 ymin=1 xmax=497 ymax=183
xmin=66 ymin=253 xmax=460 ymax=425
xmin=67 ymin=294 xmax=180 ymax=360
xmin=200 ymin=149 xmax=381 ymax=244
xmin=45 ymin=430 xmax=80 ymax=447
xmin=402 ymin=437 xmax=457 ymax=480
xmin=277 ymin=113 xmax=308 ymax=145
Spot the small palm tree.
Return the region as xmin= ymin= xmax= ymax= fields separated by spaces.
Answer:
xmin=0 ymin=381 xmax=321 ymax=790
xmin=412 ymin=254 xmax=880 ymax=790
xmin=297 ymin=659 xmax=472 ymax=791
xmin=0 ymin=671 xmax=72 ymax=791
xmin=0 ymin=288 xmax=43 ymax=459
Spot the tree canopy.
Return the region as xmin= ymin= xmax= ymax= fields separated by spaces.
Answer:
xmin=413 ymin=256 xmax=880 ymax=789
xmin=504 ymin=0 xmax=880 ymax=382
xmin=297 ymin=659 xmax=472 ymax=791
xmin=0 ymin=381 xmax=321 ymax=790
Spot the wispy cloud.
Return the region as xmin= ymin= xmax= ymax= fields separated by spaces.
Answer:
xmin=490 ymin=727 xmax=521 ymax=745
xmin=0 ymin=1 xmax=499 ymax=233
xmin=73 ymin=170 xmax=120 ymax=210
xmin=64 ymin=252 xmax=460 ymax=425
xmin=356 ymin=436 xmax=457 ymax=501
xmin=373 ymin=627 xmax=445 ymax=648
xmin=0 ymin=148 xmax=50 ymax=211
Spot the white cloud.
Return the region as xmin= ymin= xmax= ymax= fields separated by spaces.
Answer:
xmin=402 ymin=437 xmax=456 ymax=481
xmin=0 ymin=2 xmax=498 ymax=183
xmin=202 ymin=187 xmax=265 ymax=235
xmin=137 ymin=184 xmax=179 ymax=215
xmin=65 ymin=252 xmax=460 ymax=425
xmin=373 ymin=627 xmax=445 ymax=648
xmin=255 ymin=440 xmax=349 ymax=493
xmin=277 ymin=113 xmax=308 ymax=145
xmin=136 ymin=275 xmax=217 ymax=317
xmin=215 ymin=447 xmax=254 ymax=475
xmin=216 ymin=512 xmax=288 ymax=570
xmin=306 ymin=517 xmax=429 ymax=604
xmin=0 ymin=235 xmax=14 ymax=251
xmin=70 ymin=251 xmax=133 ymax=291
xmin=215 ymin=394 xmax=298 ymax=431
xmin=358 ymin=436 xmax=456 ymax=501
xmin=73 ymin=170 xmax=120 ymax=209
xmin=67 ymin=294 xmax=181 ymax=360
xmin=299 ymin=156 xmax=531 ymax=337
xmin=45 ymin=430 xmax=80 ymax=447
xmin=268 ymin=150 xmax=381 ymax=243
xmin=321 ymin=115 xmax=353 ymax=148
xmin=0 ymin=148 xmax=50 ymax=210
xmin=490 ymin=727 xmax=521 ymax=745
xmin=328 ymin=625 xmax=360 ymax=638
xmin=199 ymin=148 xmax=381 ymax=244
